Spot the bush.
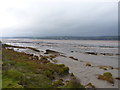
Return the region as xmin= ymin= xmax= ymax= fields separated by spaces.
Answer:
xmin=3 ymin=60 xmax=16 ymax=66
xmin=46 ymin=63 xmax=69 ymax=75
xmin=52 ymin=79 xmax=64 ymax=87
xmin=4 ymin=69 xmax=23 ymax=81
xmin=3 ymin=78 xmax=23 ymax=88
xmin=86 ymin=83 xmax=95 ymax=88
xmin=2 ymin=45 xmax=84 ymax=88
xmin=98 ymin=72 xmax=114 ymax=84
xmin=64 ymin=80 xmax=85 ymax=88
xmin=19 ymin=73 xmax=53 ymax=88
xmin=43 ymin=70 xmax=55 ymax=80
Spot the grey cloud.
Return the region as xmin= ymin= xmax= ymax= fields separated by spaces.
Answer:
xmin=1 ymin=1 xmax=118 ymax=37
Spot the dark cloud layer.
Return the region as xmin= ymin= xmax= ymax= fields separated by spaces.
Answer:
xmin=0 ymin=0 xmax=118 ymax=37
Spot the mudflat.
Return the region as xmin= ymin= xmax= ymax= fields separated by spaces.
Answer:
xmin=2 ymin=39 xmax=119 ymax=88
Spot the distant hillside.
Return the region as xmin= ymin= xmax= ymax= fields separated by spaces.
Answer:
xmin=37 ymin=36 xmax=118 ymax=40
xmin=1 ymin=36 xmax=119 ymax=40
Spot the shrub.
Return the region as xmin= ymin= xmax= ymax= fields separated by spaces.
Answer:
xmin=4 ymin=69 xmax=23 ymax=81
xmin=43 ymin=70 xmax=55 ymax=80
xmin=46 ymin=63 xmax=69 ymax=75
xmin=3 ymin=78 xmax=23 ymax=88
xmin=98 ymin=72 xmax=114 ymax=84
xmin=86 ymin=83 xmax=95 ymax=88
xmin=52 ymin=59 xmax=58 ymax=63
xmin=40 ymin=56 xmax=48 ymax=60
xmin=64 ymin=80 xmax=85 ymax=88
xmin=49 ymin=55 xmax=57 ymax=59
xmin=56 ymin=65 xmax=69 ymax=75
xmin=3 ymin=60 xmax=16 ymax=66
xmin=19 ymin=73 xmax=53 ymax=88
xmin=52 ymin=79 xmax=64 ymax=87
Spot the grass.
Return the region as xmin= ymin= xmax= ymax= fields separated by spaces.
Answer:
xmin=63 ymin=80 xmax=85 ymax=88
xmin=52 ymin=79 xmax=64 ymax=87
xmin=2 ymin=44 xmax=26 ymax=49
xmin=49 ymin=55 xmax=57 ymax=60
xmin=2 ymin=44 xmax=84 ymax=88
xmin=3 ymin=78 xmax=23 ymax=88
xmin=3 ymin=44 xmax=40 ymax=52
xmin=86 ymin=83 xmax=95 ymax=88
xmin=98 ymin=72 xmax=114 ymax=84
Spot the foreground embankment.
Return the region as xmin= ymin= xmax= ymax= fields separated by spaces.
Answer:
xmin=2 ymin=44 xmax=85 ymax=88
xmin=1 ymin=39 xmax=119 ymax=88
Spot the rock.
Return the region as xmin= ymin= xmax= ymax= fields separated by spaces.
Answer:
xmin=100 ymin=53 xmax=113 ymax=56
xmin=99 ymin=66 xmax=108 ymax=70
xmin=44 ymin=49 xmax=60 ymax=55
xmin=109 ymin=66 xmax=114 ymax=70
xmin=70 ymin=73 xmax=74 ymax=77
xmin=85 ymin=51 xmax=97 ymax=55
xmin=69 ymin=56 xmax=78 ymax=61
xmin=60 ymin=55 xmax=67 ymax=57
xmin=85 ymin=83 xmax=96 ymax=89
xmin=71 ymin=51 xmax=74 ymax=53
xmin=86 ymin=63 xmax=92 ymax=66
xmin=115 ymin=77 xmax=120 ymax=80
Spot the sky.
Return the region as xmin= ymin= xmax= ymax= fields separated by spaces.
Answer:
xmin=0 ymin=0 xmax=119 ymax=37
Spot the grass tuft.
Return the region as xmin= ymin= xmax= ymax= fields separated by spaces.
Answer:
xmin=98 ymin=72 xmax=114 ymax=84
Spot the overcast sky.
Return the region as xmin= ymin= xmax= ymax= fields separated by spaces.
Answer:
xmin=0 ymin=0 xmax=118 ymax=37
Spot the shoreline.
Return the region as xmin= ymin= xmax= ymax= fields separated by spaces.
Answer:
xmin=1 ymin=39 xmax=119 ymax=88
xmin=2 ymin=44 xmax=85 ymax=88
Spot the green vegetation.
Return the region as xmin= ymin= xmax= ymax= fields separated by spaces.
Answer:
xmin=2 ymin=44 xmax=26 ymax=49
xmin=86 ymin=83 xmax=95 ymax=88
xmin=2 ymin=44 xmax=40 ymax=52
xmin=52 ymin=59 xmax=58 ymax=63
xmin=63 ymin=79 xmax=85 ymax=88
xmin=49 ymin=55 xmax=57 ymax=60
xmin=2 ymin=44 xmax=85 ymax=88
xmin=52 ymin=79 xmax=64 ymax=87
xmin=98 ymin=72 xmax=114 ymax=84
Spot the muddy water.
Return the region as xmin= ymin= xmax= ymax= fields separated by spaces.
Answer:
xmin=2 ymin=39 xmax=118 ymax=67
xmin=2 ymin=39 xmax=119 ymax=88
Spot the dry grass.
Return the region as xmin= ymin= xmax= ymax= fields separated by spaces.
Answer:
xmin=98 ymin=72 xmax=114 ymax=84
xmin=2 ymin=44 xmax=85 ymax=88
xmin=3 ymin=44 xmax=40 ymax=52
xmin=86 ymin=83 xmax=95 ymax=88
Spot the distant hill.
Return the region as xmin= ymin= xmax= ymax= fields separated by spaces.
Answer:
xmin=1 ymin=36 xmax=119 ymax=40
